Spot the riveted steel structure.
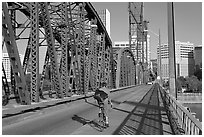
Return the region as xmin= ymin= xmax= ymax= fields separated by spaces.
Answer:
xmin=115 ymin=48 xmax=136 ymax=88
xmin=128 ymin=2 xmax=149 ymax=85
xmin=2 ymin=2 xmax=125 ymax=105
xmin=2 ymin=3 xmax=202 ymax=135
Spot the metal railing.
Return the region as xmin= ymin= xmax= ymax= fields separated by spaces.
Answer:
xmin=159 ymin=86 xmax=202 ymax=135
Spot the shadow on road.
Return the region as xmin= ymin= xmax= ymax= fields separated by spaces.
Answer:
xmin=113 ymin=84 xmax=173 ymax=135
xmin=71 ymin=115 xmax=106 ymax=132
xmin=72 ymin=115 xmax=90 ymax=125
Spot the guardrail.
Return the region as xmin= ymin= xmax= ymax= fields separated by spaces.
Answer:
xmin=159 ymin=86 xmax=202 ymax=135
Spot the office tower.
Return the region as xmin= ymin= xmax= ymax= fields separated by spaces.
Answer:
xmin=194 ymin=45 xmax=202 ymax=69
xmin=97 ymin=9 xmax=110 ymax=37
xmin=157 ymin=41 xmax=195 ymax=81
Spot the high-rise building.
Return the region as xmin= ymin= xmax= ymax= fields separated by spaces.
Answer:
xmin=194 ymin=45 xmax=202 ymax=69
xmin=2 ymin=53 xmax=23 ymax=82
xmin=150 ymin=59 xmax=157 ymax=75
xmin=157 ymin=41 xmax=194 ymax=81
xmin=97 ymin=9 xmax=110 ymax=37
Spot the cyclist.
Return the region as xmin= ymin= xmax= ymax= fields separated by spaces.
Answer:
xmin=94 ymin=82 xmax=112 ymax=127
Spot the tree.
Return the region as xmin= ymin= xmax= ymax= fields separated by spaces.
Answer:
xmin=185 ymin=76 xmax=200 ymax=92
xmin=177 ymin=76 xmax=186 ymax=87
xmin=197 ymin=81 xmax=202 ymax=92
xmin=176 ymin=76 xmax=187 ymax=91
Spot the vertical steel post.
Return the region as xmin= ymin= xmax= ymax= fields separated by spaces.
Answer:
xmin=109 ymin=47 xmax=115 ymax=88
xmin=79 ymin=3 xmax=86 ymax=94
xmin=30 ymin=2 xmax=40 ymax=102
xmin=105 ymin=48 xmax=111 ymax=88
xmin=136 ymin=29 xmax=139 ymax=85
xmin=145 ymin=22 xmax=148 ymax=83
xmin=2 ymin=2 xmax=31 ymax=105
xmin=159 ymin=29 xmax=162 ymax=85
xmin=39 ymin=2 xmax=63 ymax=98
xmin=167 ymin=2 xmax=177 ymax=98
xmin=75 ymin=3 xmax=86 ymax=94
xmin=90 ymin=19 xmax=98 ymax=91
xmin=141 ymin=3 xmax=144 ymax=84
xmin=128 ymin=2 xmax=132 ymax=49
xmin=61 ymin=2 xmax=70 ymax=97
xmin=101 ymin=33 xmax=106 ymax=84
xmin=2 ymin=64 xmax=10 ymax=105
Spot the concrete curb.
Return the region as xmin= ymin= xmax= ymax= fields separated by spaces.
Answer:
xmin=2 ymin=93 xmax=94 ymax=117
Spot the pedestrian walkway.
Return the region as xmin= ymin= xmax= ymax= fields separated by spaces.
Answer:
xmin=71 ymin=84 xmax=173 ymax=135
xmin=113 ymin=83 xmax=173 ymax=135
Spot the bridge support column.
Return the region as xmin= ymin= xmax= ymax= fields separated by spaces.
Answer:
xmin=167 ymin=2 xmax=177 ymax=99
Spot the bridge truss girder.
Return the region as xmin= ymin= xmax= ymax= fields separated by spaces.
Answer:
xmin=2 ymin=2 xmax=31 ymax=105
xmin=2 ymin=2 xmax=116 ymax=105
xmin=115 ymin=48 xmax=136 ymax=88
xmin=128 ymin=2 xmax=149 ymax=84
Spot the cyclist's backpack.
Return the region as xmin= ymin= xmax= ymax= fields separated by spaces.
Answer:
xmin=94 ymin=89 xmax=108 ymax=102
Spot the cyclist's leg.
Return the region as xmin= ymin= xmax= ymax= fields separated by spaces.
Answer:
xmin=98 ymin=102 xmax=103 ymax=122
xmin=103 ymin=99 xmax=109 ymax=126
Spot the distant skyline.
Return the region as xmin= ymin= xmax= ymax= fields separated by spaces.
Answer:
xmin=92 ymin=2 xmax=202 ymax=59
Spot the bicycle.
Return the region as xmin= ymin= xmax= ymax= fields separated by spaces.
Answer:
xmin=98 ymin=102 xmax=107 ymax=128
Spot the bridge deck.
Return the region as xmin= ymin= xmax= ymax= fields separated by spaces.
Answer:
xmin=71 ymin=84 xmax=173 ymax=135
xmin=2 ymin=84 xmax=174 ymax=135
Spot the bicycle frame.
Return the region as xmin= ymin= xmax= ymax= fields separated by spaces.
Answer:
xmin=98 ymin=103 xmax=106 ymax=126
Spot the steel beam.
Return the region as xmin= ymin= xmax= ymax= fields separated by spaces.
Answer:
xmin=90 ymin=19 xmax=98 ymax=91
xmin=60 ymin=2 xmax=70 ymax=97
xmin=39 ymin=2 xmax=63 ymax=98
xmin=30 ymin=2 xmax=40 ymax=102
xmin=105 ymin=47 xmax=111 ymax=88
xmin=2 ymin=2 xmax=31 ymax=105
xmin=2 ymin=64 xmax=10 ymax=105
xmin=76 ymin=3 xmax=86 ymax=94
xmin=167 ymin=2 xmax=177 ymax=99
xmin=116 ymin=48 xmax=136 ymax=88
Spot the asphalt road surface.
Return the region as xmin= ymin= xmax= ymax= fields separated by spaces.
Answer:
xmin=2 ymin=85 xmax=152 ymax=135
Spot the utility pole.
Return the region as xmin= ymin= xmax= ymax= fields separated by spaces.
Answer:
xmin=167 ymin=2 xmax=177 ymax=99
xmin=128 ymin=2 xmax=132 ymax=50
xmin=159 ymin=29 xmax=162 ymax=85
xmin=141 ymin=2 xmax=144 ymax=84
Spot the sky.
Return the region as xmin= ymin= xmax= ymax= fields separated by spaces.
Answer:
xmin=92 ymin=2 xmax=202 ymax=59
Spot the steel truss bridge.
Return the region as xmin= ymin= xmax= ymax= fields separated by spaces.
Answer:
xmin=2 ymin=2 xmax=202 ymax=135
xmin=2 ymin=2 xmax=136 ymax=105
